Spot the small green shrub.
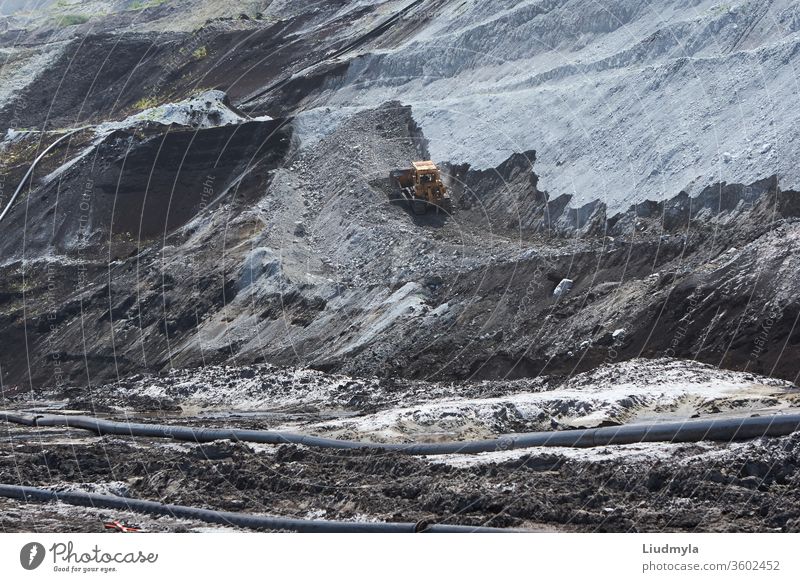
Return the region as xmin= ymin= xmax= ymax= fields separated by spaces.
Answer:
xmin=56 ymin=14 xmax=89 ymax=27
xmin=133 ymin=96 xmax=159 ymax=111
xmin=192 ymin=46 xmax=208 ymax=60
xmin=131 ymin=0 xmax=167 ymax=10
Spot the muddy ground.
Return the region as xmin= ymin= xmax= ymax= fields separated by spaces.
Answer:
xmin=3 ymin=421 xmax=800 ymax=532
xmin=3 ymin=359 xmax=800 ymax=532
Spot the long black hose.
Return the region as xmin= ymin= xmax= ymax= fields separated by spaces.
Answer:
xmin=0 ymin=484 xmax=506 ymax=532
xmin=0 ymin=129 xmax=83 ymax=224
xmin=3 ymin=411 xmax=800 ymax=455
xmin=4 ymin=412 xmax=799 ymax=532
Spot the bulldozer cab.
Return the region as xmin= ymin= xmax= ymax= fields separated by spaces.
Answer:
xmin=412 ymin=160 xmax=438 ymax=182
xmin=411 ymin=160 xmax=447 ymax=203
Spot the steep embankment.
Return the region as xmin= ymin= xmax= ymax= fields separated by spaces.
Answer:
xmin=0 ymin=1 xmax=798 ymax=390
xmin=280 ymin=0 xmax=800 ymax=211
xmin=0 ymin=98 xmax=798 ymax=391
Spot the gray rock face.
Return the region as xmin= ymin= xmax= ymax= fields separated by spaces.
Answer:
xmin=315 ymin=0 xmax=800 ymax=212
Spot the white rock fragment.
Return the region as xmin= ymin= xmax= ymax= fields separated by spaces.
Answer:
xmin=553 ymin=278 xmax=573 ymax=298
xmin=96 ymin=90 xmax=254 ymax=134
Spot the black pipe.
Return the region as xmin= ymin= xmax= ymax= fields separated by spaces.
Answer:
xmin=3 ymin=411 xmax=800 ymax=455
xmin=0 ymin=484 xmax=506 ymax=533
xmin=0 ymin=129 xmax=83 ymax=224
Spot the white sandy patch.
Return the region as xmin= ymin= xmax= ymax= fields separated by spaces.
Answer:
xmin=300 ymin=359 xmax=798 ymax=441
